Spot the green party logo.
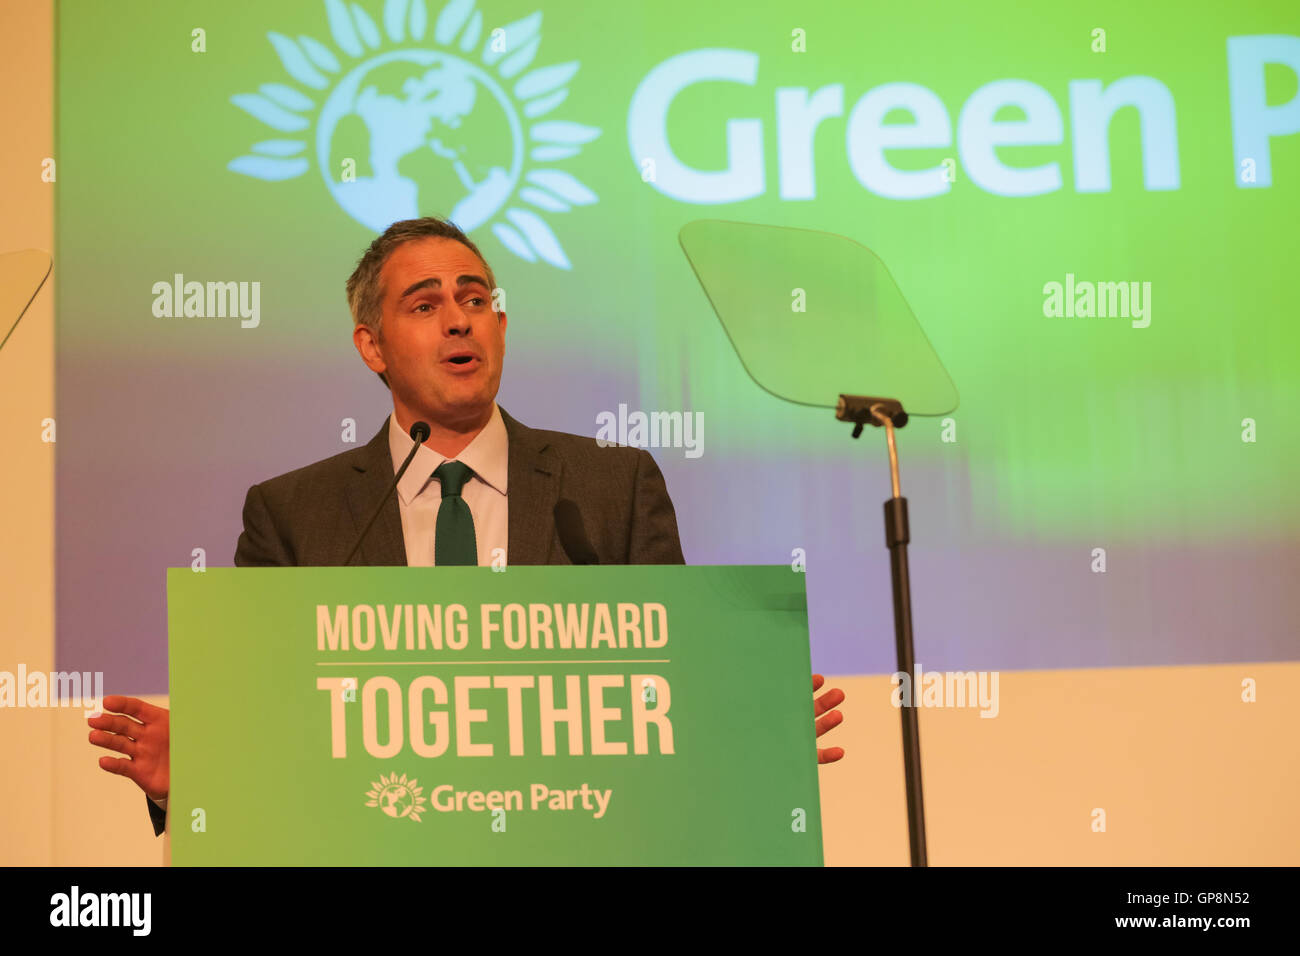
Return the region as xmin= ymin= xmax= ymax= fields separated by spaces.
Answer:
xmin=229 ymin=0 xmax=601 ymax=269
xmin=366 ymin=771 xmax=428 ymax=821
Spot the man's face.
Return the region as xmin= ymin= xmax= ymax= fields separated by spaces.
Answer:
xmin=357 ymin=236 xmax=506 ymax=429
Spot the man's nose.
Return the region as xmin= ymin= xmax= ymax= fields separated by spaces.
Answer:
xmin=444 ymin=304 xmax=472 ymax=334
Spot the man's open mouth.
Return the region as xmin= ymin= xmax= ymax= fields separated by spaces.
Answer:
xmin=442 ymin=353 xmax=481 ymax=370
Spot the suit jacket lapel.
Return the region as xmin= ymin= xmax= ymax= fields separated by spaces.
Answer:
xmin=501 ymin=406 xmax=561 ymax=566
xmin=345 ymin=408 xmax=558 ymax=567
xmin=344 ymin=418 xmax=408 ymax=566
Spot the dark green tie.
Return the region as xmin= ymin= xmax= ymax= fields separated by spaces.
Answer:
xmin=434 ymin=461 xmax=478 ymax=566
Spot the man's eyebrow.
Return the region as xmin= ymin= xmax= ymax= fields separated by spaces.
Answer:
xmin=398 ymin=275 xmax=490 ymax=299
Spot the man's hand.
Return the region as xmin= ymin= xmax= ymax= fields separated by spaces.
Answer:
xmin=87 ymin=695 xmax=170 ymax=801
xmin=813 ymin=674 xmax=845 ymax=764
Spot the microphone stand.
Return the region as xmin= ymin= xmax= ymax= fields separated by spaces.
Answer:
xmin=344 ymin=421 xmax=430 ymax=566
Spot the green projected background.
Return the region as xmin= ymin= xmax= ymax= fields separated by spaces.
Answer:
xmin=55 ymin=0 xmax=1300 ymax=688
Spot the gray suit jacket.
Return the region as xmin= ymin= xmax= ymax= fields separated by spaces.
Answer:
xmin=149 ymin=406 xmax=684 ymax=834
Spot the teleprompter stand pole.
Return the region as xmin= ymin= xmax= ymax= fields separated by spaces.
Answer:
xmin=836 ymin=394 xmax=928 ymax=867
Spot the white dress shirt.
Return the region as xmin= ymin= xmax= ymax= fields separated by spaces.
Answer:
xmin=387 ymin=402 xmax=509 ymax=566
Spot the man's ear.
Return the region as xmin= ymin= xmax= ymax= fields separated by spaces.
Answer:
xmin=497 ymin=311 xmax=507 ymax=335
xmin=353 ymin=324 xmax=387 ymax=379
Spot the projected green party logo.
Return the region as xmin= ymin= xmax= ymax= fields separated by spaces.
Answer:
xmin=228 ymin=0 xmax=601 ymax=269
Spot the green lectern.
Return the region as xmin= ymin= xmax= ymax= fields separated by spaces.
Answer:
xmin=166 ymin=565 xmax=823 ymax=865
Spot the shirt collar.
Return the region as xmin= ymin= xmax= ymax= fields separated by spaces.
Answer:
xmin=387 ymin=403 xmax=509 ymax=505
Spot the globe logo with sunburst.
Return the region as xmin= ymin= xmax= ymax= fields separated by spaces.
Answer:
xmin=229 ymin=0 xmax=600 ymax=269
xmin=366 ymin=772 xmax=428 ymax=821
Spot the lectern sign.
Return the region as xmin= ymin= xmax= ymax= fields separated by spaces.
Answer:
xmin=166 ymin=566 xmax=822 ymax=865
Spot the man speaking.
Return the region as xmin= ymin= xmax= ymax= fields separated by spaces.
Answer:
xmin=239 ymin=217 xmax=686 ymax=568
xmin=88 ymin=217 xmax=846 ymax=838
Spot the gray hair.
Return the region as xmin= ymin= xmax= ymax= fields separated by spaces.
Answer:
xmin=346 ymin=217 xmax=498 ymax=387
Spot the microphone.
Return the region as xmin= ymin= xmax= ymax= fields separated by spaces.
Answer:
xmin=554 ymin=498 xmax=600 ymax=565
xmin=343 ymin=420 xmax=431 ymax=565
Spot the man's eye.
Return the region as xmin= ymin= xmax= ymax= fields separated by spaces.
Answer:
xmin=414 ymin=302 xmax=432 ymax=312
xmin=465 ymin=296 xmax=486 ymax=307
